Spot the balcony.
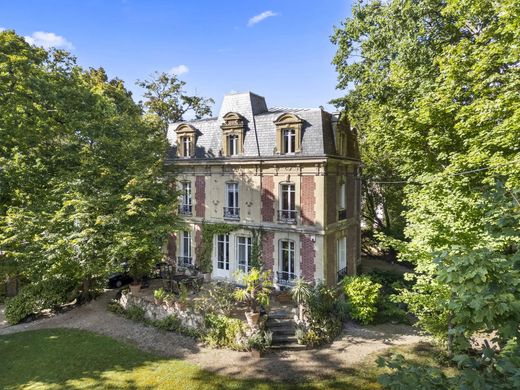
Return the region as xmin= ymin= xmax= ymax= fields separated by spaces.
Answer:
xmin=223 ymin=207 xmax=240 ymax=220
xmin=337 ymin=208 xmax=347 ymax=221
xmin=277 ymin=209 xmax=297 ymax=224
xmin=178 ymin=204 xmax=192 ymax=216
xmin=177 ymin=256 xmax=193 ymax=268
xmin=337 ymin=266 xmax=348 ymax=282
xmin=276 ymin=271 xmax=297 ymax=287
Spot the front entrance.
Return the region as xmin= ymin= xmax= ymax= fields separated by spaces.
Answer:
xmin=213 ymin=234 xmax=231 ymax=279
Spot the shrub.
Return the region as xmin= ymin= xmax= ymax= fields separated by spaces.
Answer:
xmin=4 ymin=278 xmax=77 ymax=324
xmin=204 ymin=313 xmax=247 ymax=350
xmin=246 ymin=330 xmax=273 ymax=352
xmin=125 ymin=305 xmax=146 ymax=322
xmin=343 ymin=275 xmax=382 ymax=325
xmin=195 ymin=282 xmax=236 ymax=315
xmin=153 ymin=315 xmax=182 ymax=331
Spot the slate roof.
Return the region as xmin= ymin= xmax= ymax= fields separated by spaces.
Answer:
xmin=166 ymin=92 xmax=338 ymax=160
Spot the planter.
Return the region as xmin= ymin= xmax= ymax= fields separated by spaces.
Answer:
xmin=245 ymin=311 xmax=260 ymax=328
xmin=129 ymin=283 xmax=141 ymax=294
xmin=250 ymin=349 xmax=262 ymax=358
xmin=203 ymin=273 xmax=211 ymax=283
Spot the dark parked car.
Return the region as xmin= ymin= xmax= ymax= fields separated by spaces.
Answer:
xmin=107 ymin=272 xmax=133 ymax=289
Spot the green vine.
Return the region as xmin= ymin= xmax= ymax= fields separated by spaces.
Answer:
xmin=196 ymin=222 xmax=264 ymax=273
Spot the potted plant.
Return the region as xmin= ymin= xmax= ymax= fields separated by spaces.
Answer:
xmin=154 ymin=288 xmax=166 ymax=305
xmin=247 ymin=330 xmax=272 ymax=358
xmin=291 ymin=277 xmax=311 ymax=322
xmin=175 ymin=283 xmax=189 ymax=311
xmin=234 ymin=268 xmax=273 ymax=328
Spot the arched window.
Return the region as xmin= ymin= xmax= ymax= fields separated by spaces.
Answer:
xmin=175 ymin=124 xmax=196 ymax=158
xmin=221 ymin=112 xmax=245 ymax=156
xmin=274 ymin=113 xmax=303 ymax=155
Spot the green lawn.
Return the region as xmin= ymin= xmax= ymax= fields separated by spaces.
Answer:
xmin=0 ymin=329 xmax=444 ymax=390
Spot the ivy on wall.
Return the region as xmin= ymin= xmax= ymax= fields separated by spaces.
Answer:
xmin=196 ymin=222 xmax=264 ymax=273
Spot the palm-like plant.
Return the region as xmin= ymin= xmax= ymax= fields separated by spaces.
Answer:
xmin=291 ymin=277 xmax=311 ymax=321
xmin=234 ymin=268 xmax=273 ymax=313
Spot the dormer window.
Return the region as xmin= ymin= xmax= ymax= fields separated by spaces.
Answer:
xmin=221 ymin=112 xmax=245 ymax=157
xmin=175 ymin=124 xmax=196 ymax=158
xmin=274 ymin=113 xmax=303 ymax=155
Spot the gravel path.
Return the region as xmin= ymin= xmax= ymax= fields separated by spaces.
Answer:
xmin=0 ymin=291 xmax=427 ymax=382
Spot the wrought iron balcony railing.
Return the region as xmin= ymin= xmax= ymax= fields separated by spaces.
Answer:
xmin=223 ymin=207 xmax=240 ymax=220
xmin=276 ymin=271 xmax=297 ymax=287
xmin=178 ymin=204 xmax=192 ymax=216
xmin=177 ymin=256 xmax=193 ymax=268
xmin=337 ymin=208 xmax=347 ymax=221
xmin=277 ymin=209 xmax=297 ymax=224
xmin=337 ymin=266 xmax=348 ymax=282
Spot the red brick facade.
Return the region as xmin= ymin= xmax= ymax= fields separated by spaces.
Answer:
xmin=301 ymin=176 xmax=316 ymax=225
xmin=300 ymin=234 xmax=316 ymax=280
xmin=262 ymin=231 xmax=275 ymax=271
xmin=195 ymin=176 xmax=205 ymax=218
xmin=261 ymin=176 xmax=275 ymax=222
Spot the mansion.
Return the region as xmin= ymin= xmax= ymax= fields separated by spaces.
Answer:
xmin=166 ymin=92 xmax=361 ymax=287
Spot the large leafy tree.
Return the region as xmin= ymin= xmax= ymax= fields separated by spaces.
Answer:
xmin=332 ymin=0 xmax=519 ymax=366
xmin=0 ymin=31 xmax=179 ymax=303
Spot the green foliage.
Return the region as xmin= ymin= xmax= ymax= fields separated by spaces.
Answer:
xmin=246 ymin=330 xmax=273 ymax=352
xmin=296 ymin=282 xmax=347 ymax=346
xmin=152 ymin=315 xmax=182 ymax=332
xmin=343 ymin=275 xmax=382 ymax=325
xmin=233 ymin=268 xmax=272 ymax=313
xmin=137 ymin=71 xmax=213 ymax=130
xmin=0 ymin=31 xmax=180 ymax=306
xmin=4 ymin=278 xmax=77 ymax=324
xmin=197 ymin=222 xmax=238 ymax=273
xmin=153 ymin=288 xmax=167 ymax=301
xmin=125 ymin=305 xmax=146 ymax=322
xmin=195 ymin=282 xmax=236 ymax=315
xmin=203 ymin=313 xmax=247 ymax=350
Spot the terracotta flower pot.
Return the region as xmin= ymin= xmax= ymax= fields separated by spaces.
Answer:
xmin=250 ymin=349 xmax=262 ymax=358
xmin=129 ymin=283 xmax=141 ymax=294
xmin=245 ymin=311 xmax=260 ymax=327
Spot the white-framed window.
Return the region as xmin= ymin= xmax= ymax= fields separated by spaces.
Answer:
xmin=224 ymin=182 xmax=239 ymax=219
xmin=237 ymin=236 xmax=252 ymax=272
xmin=282 ymin=128 xmax=296 ymax=154
xmin=181 ymin=136 xmax=192 ymax=157
xmin=217 ymin=234 xmax=230 ymax=270
xmin=337 ymin=237 xmax=347 ymax=271
xmin=339 ymin=182 xmax=346 ymax=210
xmin=180 ymin=181 xmax=192 ymax=214
xmin=227 ymin=134 xmax=239 ymax=156
xmin=178 ymin=231 xmax=192 ymax=267
xmin=279 ymin=239 xmax=295 ymax=280
xmin=279 ymin=183 xmax=296 ymax=221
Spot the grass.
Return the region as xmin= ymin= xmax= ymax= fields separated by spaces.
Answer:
xmin=0 ymin=328 xmax=449 ymax=390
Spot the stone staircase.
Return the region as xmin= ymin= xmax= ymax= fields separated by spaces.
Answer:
xmin=267 ymin=304 xmax=305 ymax=350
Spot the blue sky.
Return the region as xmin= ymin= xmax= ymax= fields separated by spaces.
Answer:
xmin=1 ymin=0 xmax=353 ymax=114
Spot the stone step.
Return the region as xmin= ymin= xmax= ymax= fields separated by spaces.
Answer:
xmin=268 ymin=311 xmax=294 ymax=320
xmin=272 ymin=334 xmax=298 ymax=344
xmin=270 ymin=327 xmax=296 ymax=336
xmin=267 ymin=321 xmax=295 ymax=330
xmin=267 ymin=317 xmax=294 ymax=324
xmin=270 ymin=343 xmax=307 ymax=351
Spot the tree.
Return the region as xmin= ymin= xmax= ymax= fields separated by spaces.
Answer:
xmin=332 ymin=0 xmax=520 ymax=384
xmin=137 ymin=72 xmax=214 ymax=131
xmin=0 ymin=31 xmax=179 ymax=313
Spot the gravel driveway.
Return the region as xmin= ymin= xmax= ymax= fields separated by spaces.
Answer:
xmin=0 ymin=291 xmax=427 ymax=382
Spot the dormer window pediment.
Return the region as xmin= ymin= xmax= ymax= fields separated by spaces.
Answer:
xmin=274 ymin=113 xmax=303 ymax=155
xmin=221 ymin=112 xmax=245 ymax=157
xmin=175 ymin=123 xmax=197 ymax=158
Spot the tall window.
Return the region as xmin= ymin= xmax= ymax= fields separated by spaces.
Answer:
xmin=279 ymin=183 xmax=296 ymax=222
xmin=338 ymin=181 xmax=347 ymax=220
xmin=224 ymin=182 xmax=239 ymax=219
xmin=279 ymin=240 xmax=295 ymax=281
xmin=181 ymin=136 xmax=192 ymax=157
xmin=217 ymin=234 xmax=230 ymax=270
xmin=237 ymin=236 xmax=252 ymax=272
xmin=337 ymin=237 xmax=347 ymax=281
xmin=180 ymin=181 xmax=192 ymax=215
xmin=179 ymin=231 xmax=192 ymax=266
xmin=283 ymin=128 xmax=296 ymax=154
xmin=227 ymin=134 xmax=239 ymax=156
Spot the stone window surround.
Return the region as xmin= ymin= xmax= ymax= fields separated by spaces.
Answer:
xmin=221 ymin=112 xmax=245 ymax=157
xmin=274 ymin=113 xmax=303 ymax=155
xmin=175 ymin=124 xmax=197 ymax=158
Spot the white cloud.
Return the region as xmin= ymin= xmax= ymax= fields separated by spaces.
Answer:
xmin=24 ymin=31 xmax=74 ymax=50
xmin=248 ymin=10 xmax=278 ymax=26
xmin=169 ymin=64 xmax=189 ymax=75
xmin=0 ymin=27 xmax=5 ymax=32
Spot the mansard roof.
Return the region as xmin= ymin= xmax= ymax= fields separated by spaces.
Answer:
xmin=166 ymin=91 xmax=343 ymax=160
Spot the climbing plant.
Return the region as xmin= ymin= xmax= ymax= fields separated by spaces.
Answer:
xmin=197 ymin=222 xmax=238 ymax=273
xmin=250 ymin=228 xmax=264 ymax=270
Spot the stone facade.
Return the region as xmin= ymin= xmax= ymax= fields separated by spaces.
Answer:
xmin=166 ymin=92 xmax=361 ymax=286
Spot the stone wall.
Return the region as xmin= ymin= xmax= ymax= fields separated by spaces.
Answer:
xmin=119 ymin=292 xmax=205 ymax=330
